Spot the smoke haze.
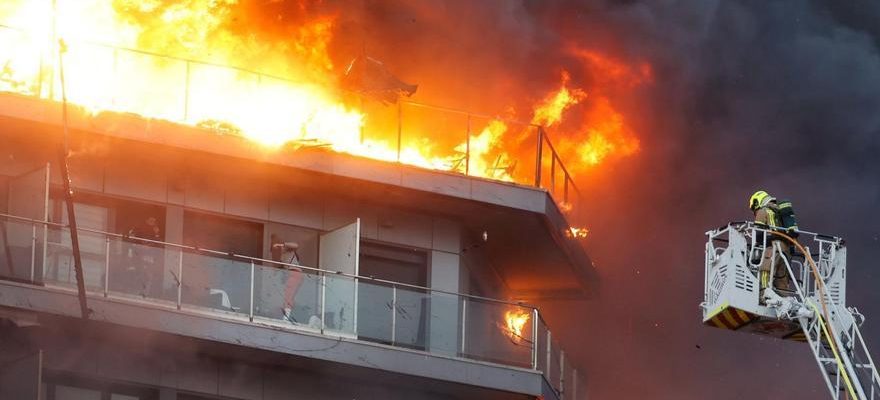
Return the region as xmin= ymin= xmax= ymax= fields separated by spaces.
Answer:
xmin=104 ymin=0 xmax=880 ymax=397
xmin=313 ymin=1 xmax=880 ymax=398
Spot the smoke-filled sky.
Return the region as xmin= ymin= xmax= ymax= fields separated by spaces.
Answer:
xmin=308 ymin=0 xmax=880 ymax=398
xmin=104 ymin=0 xmax=880 ymax=397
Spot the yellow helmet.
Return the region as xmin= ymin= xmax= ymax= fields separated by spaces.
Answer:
xmin=749 ymin=190 xmax=770 ymax=210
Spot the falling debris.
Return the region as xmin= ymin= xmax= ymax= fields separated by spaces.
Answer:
xmin=341 ymin=55 xmax=418 ymax=104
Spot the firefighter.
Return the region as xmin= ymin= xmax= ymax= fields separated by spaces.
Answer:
xmin=749 ymin=190 xmax=792 ymax=297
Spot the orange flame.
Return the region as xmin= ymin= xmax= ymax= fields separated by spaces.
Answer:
xmin=566 ymin=227 xmax=589 ymax=239
xmin=0 ymin=1 xmax=648 ymax=187
xmin=505 ymin=309 xmax=530 ymax=341
xmin=576 ymin=97 xmax=641 ymax=166
xmin=531 ymin=71 xmax=586 ymax=127
xmin=533 ymin=51 xmax=648 ymax=172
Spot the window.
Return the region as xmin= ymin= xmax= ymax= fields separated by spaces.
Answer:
xmin=181 ymin=211 xmax=263 ymax=312
xmin=183 ymin=211 xmax=262 ymax=257
xmin=43 ymin=193 xmax=166 ymax=293
xmin=42 ymin=375 xmax=157 ymax=400
xmin=357 ymin=242 xmax=428 ymax=349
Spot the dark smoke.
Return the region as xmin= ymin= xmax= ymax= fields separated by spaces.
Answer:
xmin=256 ymin=1 xmax=880 ymax=398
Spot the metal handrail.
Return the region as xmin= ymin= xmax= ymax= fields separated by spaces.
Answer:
xmin=0 ymin=22 xmax=585 ymax=223
xmin=0 ymin=211 xmax=537 ymax=309
xmin=707 ymin=221 xmax=842 ymax=243
xmin=1 ymin=210 xmax=591 ymax=380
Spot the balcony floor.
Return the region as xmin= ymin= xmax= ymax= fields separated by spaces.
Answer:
xmin=0 ymin=278 xmax=559 ymax=399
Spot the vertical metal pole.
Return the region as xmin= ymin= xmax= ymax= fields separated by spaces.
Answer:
xmin=535 ymin=127 xmax=544 ymax=187
xmin=36 ymin=47 xmax=44 ymax=98
xmin=183 ymin=61 xmax=191 ymax=121
xmin=49 ymin=0 xmax=57 ymax=100
xmin=58 ymin=37 xmax=89 ymax=319
xmin=359 ymin=95 xmax=365 ymax=144
xmin=30 ymin=224 xmax=36 ymax=282
xmin=465 ymin=114 xmax=471 ymax=175
xmin=546 ymin=331 xmax=552 ymax=375
xmin=396 ymin=102 xmax=402 ymax=163
xmin=391 ymin=284 xmax=397 ymax=345
xmin=560 ymin=350 xmax=566 ymax=398
xmin=176 ymin=250 xmax=183 ymax=310
xmin=320 ymin=273 xmax=327 ymax=334
xmin=564 ymin=176 xmax=569 ymax=204
xmin=460 ymin=298 xmax=467 ymax=355
xmin=550 ymin=155 xmax=556 ymax=194
xmin=103 ymin=237 xmax=110 ymax=297
xmin=531 ymin=308 xmax=539 ymax=370
xmin=249 ymin=261 xmax=255 ymax=322
xmin=111 ymin=48 xmax=119 ymax=106
xmin=704 ymin=241 xmax=710 ymax=304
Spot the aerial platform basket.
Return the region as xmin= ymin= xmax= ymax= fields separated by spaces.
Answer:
xmin=702 ymin=222 xmax=880 ymax=400
xmin=701 ymin=223 xmax=812 ymax=341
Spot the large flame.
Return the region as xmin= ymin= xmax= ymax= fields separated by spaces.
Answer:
xmin=531 ymin=71 xmax=586 ymax=128
xmin=536 ymin=51 xmax=649 ymax=172
xmin=0 ymin=1 xmax=647 ymax=187
xmin=504 ymin=309 xmax=531 ymax=341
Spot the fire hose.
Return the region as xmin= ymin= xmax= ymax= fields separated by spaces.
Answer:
xmin=773 ymin=230 xmax=858 ymax=399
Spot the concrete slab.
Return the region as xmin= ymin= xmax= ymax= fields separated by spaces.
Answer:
xmin=0 ymin=281 xmax=546 ymax=397
xmin=470 ymin=179 xmax=546 ymax=213
xmin=332 ymin=155 xmax=402 ymax=187
xmin=376 ymin=208 xmax=432 ymax=249
xmin=401 ymin=168 xmax=470 ymax=199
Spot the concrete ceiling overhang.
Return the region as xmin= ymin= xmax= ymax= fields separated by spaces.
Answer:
xmin=0 ymin=92 xmax=596 ymax=299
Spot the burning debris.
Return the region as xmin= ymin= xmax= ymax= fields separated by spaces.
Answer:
xmin=504 ymin=309 xmax=531 ymax=343
xmin=567 ymin=227 xmax=590 ymax=239
xmin=342 ymin=55 xmax=418 ymax=104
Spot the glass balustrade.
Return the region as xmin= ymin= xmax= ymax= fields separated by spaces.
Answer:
xmin=0 ymin=214 xmax=580 ymax=385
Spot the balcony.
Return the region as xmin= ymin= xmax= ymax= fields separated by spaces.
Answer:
xmin=0 ymin=23 xmax=585 ymax=222
xmin=0 ymin=212 xmax=583 ymax=399
xmin=0 ymin=22 xmax=595 ymax=300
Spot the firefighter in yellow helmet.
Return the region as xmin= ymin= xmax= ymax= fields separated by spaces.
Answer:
xmin=749 ymin=190 xmax=792 ymax=298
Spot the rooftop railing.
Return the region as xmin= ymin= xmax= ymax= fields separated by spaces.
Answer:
xmin=0 ymin=212 xmax=583 ymax=398
xmin=0 ymin=23 xmax=584 ymax=224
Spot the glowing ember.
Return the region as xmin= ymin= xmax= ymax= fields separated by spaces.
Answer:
xmin=566 ymin=227 xmax=590 ymax=239
xmin=505 ymin=309 xmax=531 ymax=341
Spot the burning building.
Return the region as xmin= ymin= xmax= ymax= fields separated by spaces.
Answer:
xmin=0 ymin=1 xmax=647 ymax=399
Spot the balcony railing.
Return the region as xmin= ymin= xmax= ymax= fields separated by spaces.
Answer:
xmin=0 ymin=212 xmax=582 ymax=398
xmin=0 ymin=23 xmax=584 ymax=224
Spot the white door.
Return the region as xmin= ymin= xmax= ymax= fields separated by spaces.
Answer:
xmin=3 ymin=163 xmax=49 ymax=282
xmin=319 ymin=219 xmax=360 ymax=335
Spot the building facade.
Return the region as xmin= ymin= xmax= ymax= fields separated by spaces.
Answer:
xmin=0 ymin=92 xmax=593 ymax=400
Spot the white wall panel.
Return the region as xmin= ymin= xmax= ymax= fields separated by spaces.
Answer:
xmin=183 ymin=170 xmax=224 ymax=213
xmin=268 ymin=189 xmax=323 ymax=230
xmin=376 ymin=209 xmax=432 ymax=249
xmin=224 ymin=177 xmax=269 ymax=220
xmin=431 ymin=218 xmax=461 ymax=254
xmin=324 ymin=199 xmax=377 ymax=240
xmin=104 ymin=157 xmax=167 ymax=203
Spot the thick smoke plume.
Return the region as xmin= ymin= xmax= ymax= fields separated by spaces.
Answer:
xmin=292 ymin=1 xmax=880 ymax=398
xmin=40 ymin=0 xmax=876 ymax=398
